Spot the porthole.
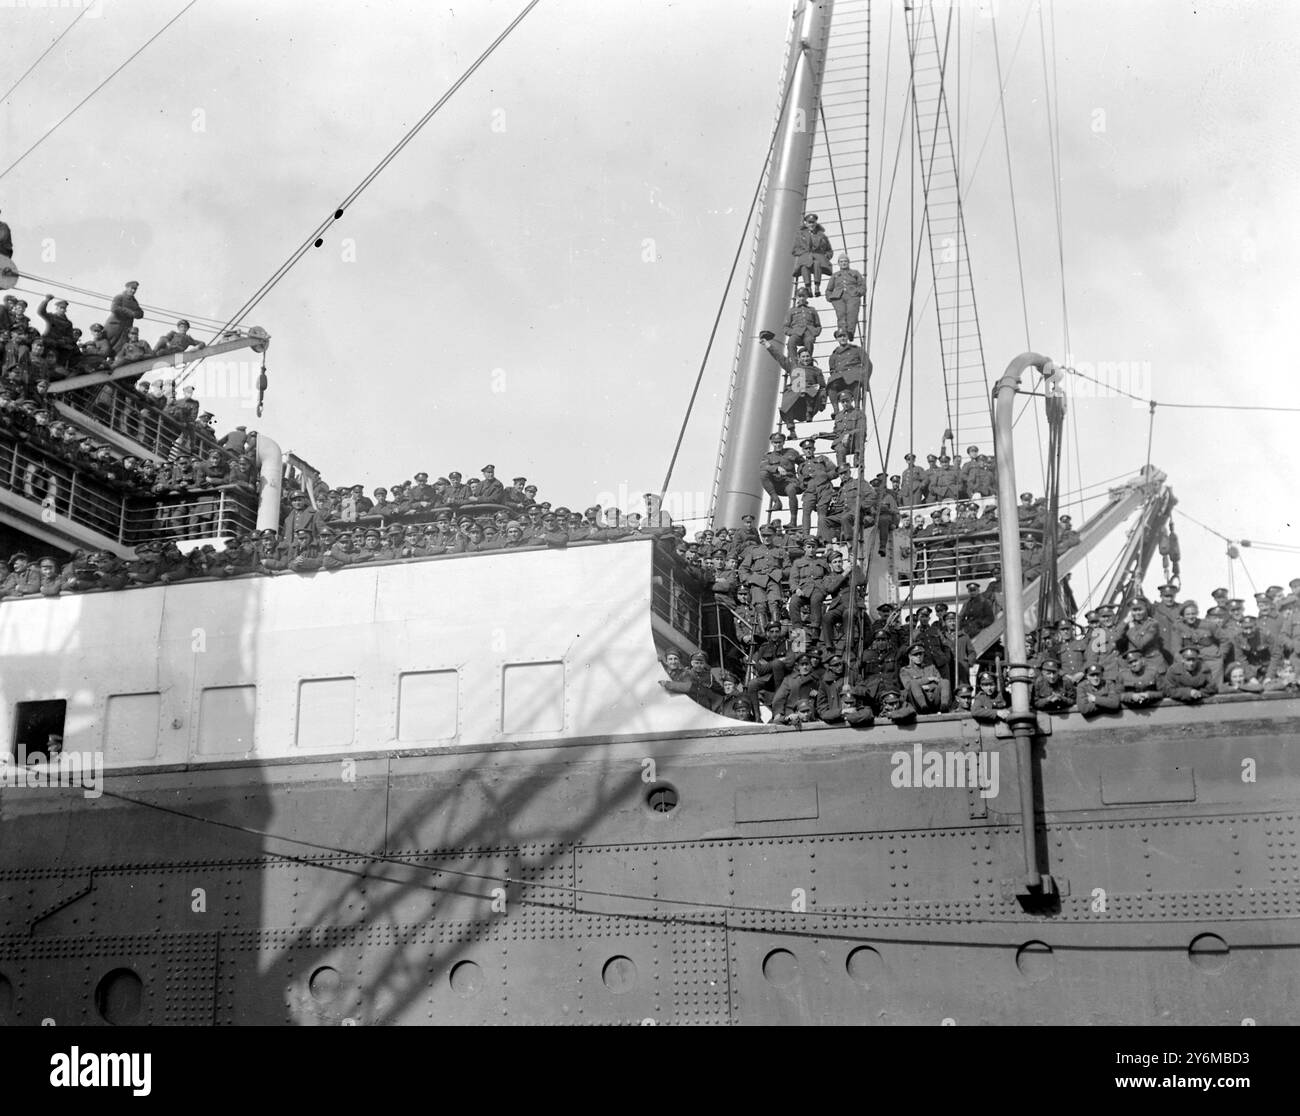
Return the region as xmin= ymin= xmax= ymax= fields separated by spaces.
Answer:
xmin=1015 ymin=941 xmax=1054 ymax=981
xmin=449 ymin=960 xmax=483 ymax=997
xmin=846 ymin=945 xmax=883 ymax=987
xmin=1188 ymin=933 xmax=1229 ymax=973
xmin=601 ymin=956 xmax=638 ymax=993
xmin=309 ymin=966 xmax=341 ymax=1004
xmin=646 ymin=784 xmax=679 ymax=814
xmin=762 ymin=948 xmax=799 ymax=987
xmin=94 ymin=968 xmax=143 ymax=1025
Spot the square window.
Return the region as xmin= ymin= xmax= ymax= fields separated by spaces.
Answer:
xmin=398 ymin=671 xmax=459 ymax=742
xmin=296 ymin=677 xmax=356 ymax=750
xmin=501 ymin=662 xmax=564 ymax=734
xmin=198 ymin=686 xmax=255 ymax=755
xmin=105 ymin=693 xmax=160 ymax=761
xmin=12 ymin=699 xmax=66 ymax=763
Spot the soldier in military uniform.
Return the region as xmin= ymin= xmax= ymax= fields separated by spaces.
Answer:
xmin=760 ymin=339 xmax=827 ymax=437
xmin=104 ymin=281 xmax=144 ymax=355
xmin=1057 ymin=514 xmax=1081 ymax=551
xmin=1030 ymin=659 xmax=1076 ymax=713
xmin=1152 ymin=583 xmax=1183 ymax=649
xmin=1077 ymin=610 xmax=1118 ymax=680
xmin=956 ymin=577 xmax=993 ymax=639
xmin=36 ymin=295 xmax=79 ymax=370
xmin=786 ymin=543 xmax=831 ymax=636
xmin=153 ymin=320 xmax=206 ymax=359
xmin=824 ymin=254 xmax=867 ymax=340
xmin=792 ymin=438 xmax=837 ymax=538
xmin=898 ymin=453 xmax=927 ymax=506
xmin=281 ymin=490 xmax=327 ymax=539
xmin=746 ymin=620 xmax=794 ymax=699
xmin=790 ymin=213 xmax=834 ymax=295
xmin=444 ymin=471 xmax=472 ymax=507
xmin=870 ymin=475 xmax=899 ymax=558
xmin=504 ymin=476 xmax=529 ymax=509
xmin=739 ymin=528 xmax=787 ymax=628
xmin=779 ymin=290 xmax=822 ymax=362
xmin=111 ymin=327 xmax=153 ymax=368
xmin=477 ymin=464 xmax=505 ymax=504
xmin=1171 ymin=601 xmax=1224 ymax=687
xmin=825 ymin=331 xmax=870 ymax=413
xmin=960 ymin=447 xmax=996 ymax=498
xmin=759 ymin=432 xmax=802 ymax=518
xmin=927 ymin=454 xmax=960 ymax=503
xmin=1161 ymin=647 xmax=1217 ymax=703
xmin=829 ymin=391 xmax=867 ymax=472
xmin=1117 ymin=596 xmax=1168 ymax=674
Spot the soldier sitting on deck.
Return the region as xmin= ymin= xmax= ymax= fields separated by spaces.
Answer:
xmin=153 ymin=320 xmax=206 ymax=359
xmin=112 ymin=327 xmax=153 ymax=368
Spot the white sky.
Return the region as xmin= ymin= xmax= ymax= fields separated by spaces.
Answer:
xmin=2 ymin=0 xmax=1297 ymax=609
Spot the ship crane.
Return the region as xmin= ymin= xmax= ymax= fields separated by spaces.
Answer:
xmin=43 ymin=328 xmax=271 ymax=395
xmin=971 ymin=465 xmax=1175 ymax=657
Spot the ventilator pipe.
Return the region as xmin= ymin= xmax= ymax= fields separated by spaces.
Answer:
xmin=255 ymin=432 xmax=283 ymax=535
xmin=992 ymin=351 xmax=1057 ymax=894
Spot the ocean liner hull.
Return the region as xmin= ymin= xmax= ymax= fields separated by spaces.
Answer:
xmin=1 ymin=541 xmax=1297 ymax=1025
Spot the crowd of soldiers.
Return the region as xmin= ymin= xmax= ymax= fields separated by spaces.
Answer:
xmin=0 ymin=478 xmax=691 ymax=599
xmin=1 ymin=284 xmax=208 ymax=386
xmin=661 ymin=577 xmax=1300 ymax=725
xmin=0 ymin=273 xmax=257 ymax=515
xmin=1 ymin=388 xmax=254 ymax=500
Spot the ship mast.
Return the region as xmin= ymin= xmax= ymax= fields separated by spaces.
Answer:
xmin=711 ymin=0 xmax=834 ymax=528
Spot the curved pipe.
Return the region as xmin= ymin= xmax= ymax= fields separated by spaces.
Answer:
xmin=992 ymin=351 xmax=1057 ymax=894
xmin=255 ymin=432 xmax=283 ymax=535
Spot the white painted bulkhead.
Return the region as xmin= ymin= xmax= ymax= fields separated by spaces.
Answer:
xmin=0 ymin=539 xmax=736 ymax=768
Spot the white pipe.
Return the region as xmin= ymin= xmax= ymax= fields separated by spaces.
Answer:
xmin=256 ymin=433 xmax=283 ymax=535
xmin=992 ymin=351 xmax=1055 ymax=894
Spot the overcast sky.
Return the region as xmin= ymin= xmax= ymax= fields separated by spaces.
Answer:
xmin=2 ymin=0 xmax=1296 ymax=609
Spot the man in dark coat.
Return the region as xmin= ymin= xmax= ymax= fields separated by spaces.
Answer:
xmin=154 ymin=319 xmax=206 ymax=358
xmin=824 ymin=254 xmax=866 ymax=339
xmin=281 ymin=490 xmax=327 ymax=539
xmin=780 ymin=290 xmax=822 ymax=362
xmin=36 ymin=295 xmax=79 ymax=369
xmin=790 ymin=213 xmax=834 ymax=295
xmin=104 ymin=281 xmax=144 ymax=355
xmin=477 ymin=464 xmax=505 ymax=503
xmin=825 ymin=330 xmax=871 ymax=411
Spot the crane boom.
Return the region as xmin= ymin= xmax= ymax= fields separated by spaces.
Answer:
xmin=46 ymin=330 xmax=270 ymax=394
xmin=972 ymin=466 xmax=1171 ymax=656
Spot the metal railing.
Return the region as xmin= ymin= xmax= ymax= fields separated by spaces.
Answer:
xmin=651 ymin=544 xmax=705 ymax=647
xmin=122 ymin=486 xmax=257 ymax=544
xmin=0 ymin=437 xmax=128 ymax=540
xmin=0 ymin=433 xmax=256 ymax=546
xmin=55 ymin=384 xmax=221 ymax=460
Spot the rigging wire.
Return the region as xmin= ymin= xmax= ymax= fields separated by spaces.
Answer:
xmin=658 ymin=56 xmax=798 ymax=505
xmin=958 ymin=0 xmax=1036 ymax=200
xmin=815 ymin=100 xmax=886 ymax=476
xmin=7 ymin=284 xmax=186 ymax=333
xmin=17 ymin=270 xmax=227 ymax=329
xmin=0 ymin=0 xmax=202 ymax=183
xmin=1037 ymin=0 xmax=1088 ymax=595
xmin=0 ymin=5 xmax=93 ymax=107
xmin=177 ymin=0 xmax=544 ymax=386
xmin=905 ymin=0 xmax=957 ymax=450
xmin=96 ymin=785 xmax=1172 ymax=932
xmin=1063 ymin=365 xmax=1300 ymax=413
